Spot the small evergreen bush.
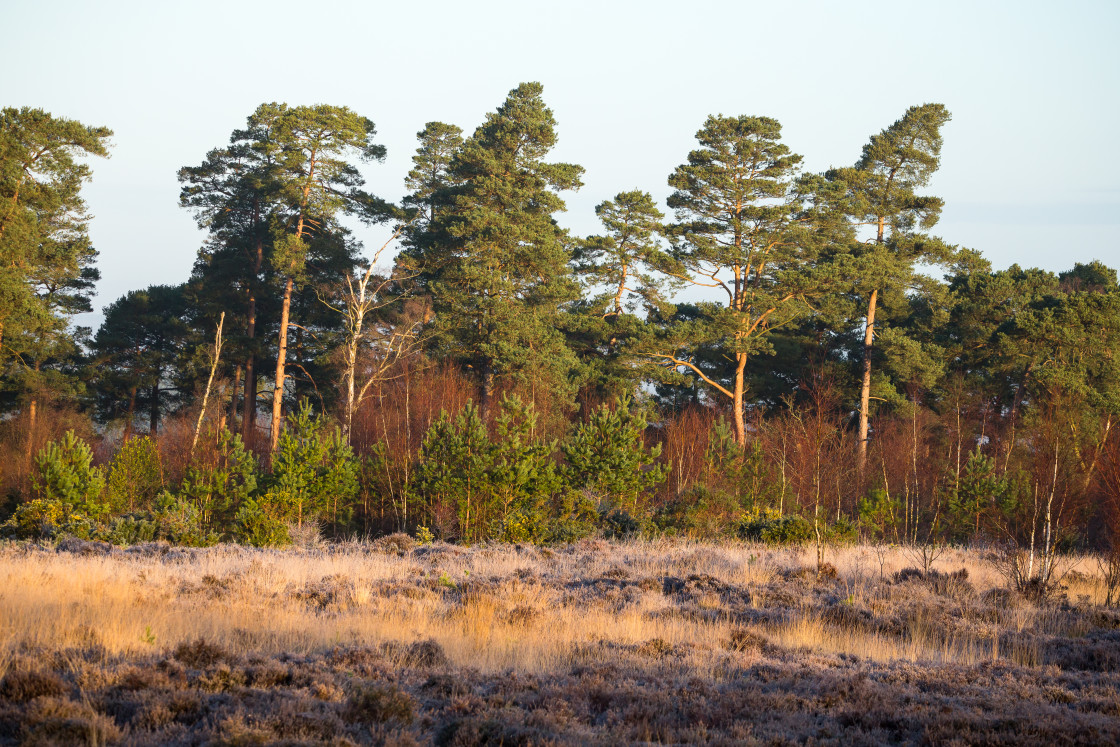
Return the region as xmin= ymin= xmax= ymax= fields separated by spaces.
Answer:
xmin=266 ymin=401 xmax=358 ymax=532
xmin=179 ymin=428 xmax=258 ymax=535
xmin=563 ymin=395 xmax=668 ymax=515
xmin=105 ymin=436 xmax=164 ymax=514
xmin=32 ymin=431 xmax=108 ymax=518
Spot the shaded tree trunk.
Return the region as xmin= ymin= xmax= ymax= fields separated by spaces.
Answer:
xmin=228 ymin=365 xmax=241 ymax=432
xmin=123 ymin=387 xmax=137 ymax=441
xmin=149 ymin=375 xmax=161 ymax=435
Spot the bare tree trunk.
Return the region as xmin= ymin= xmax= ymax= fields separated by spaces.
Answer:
xmin=270 ymin=277 xmax=294 ymax=452
xmin=1042 ymin=436 xmax=1060 ymax=581
xmin=857 ymin=288 xmax=878 ymax=475
xmin=191 ymin=313 xmax=225 ymax=458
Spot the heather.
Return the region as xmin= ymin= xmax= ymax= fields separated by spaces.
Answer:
xmin=1 ymin=540 xmax=1118 ymax=745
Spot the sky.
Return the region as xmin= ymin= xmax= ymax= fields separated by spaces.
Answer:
xmin=4 ymin=0 xmax=1118 ymax=327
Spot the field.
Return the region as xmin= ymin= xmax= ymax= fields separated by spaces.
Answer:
xmin=1 ymin=538 xmax=1119 ymax=745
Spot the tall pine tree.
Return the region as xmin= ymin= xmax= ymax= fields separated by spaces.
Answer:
xmin=653 ymin=115 xmax=840 ymax=445
xmin=827 ymin=104 xmax=953 ymax=472
xmin=405 ymin=83 xmax=584 ymax=417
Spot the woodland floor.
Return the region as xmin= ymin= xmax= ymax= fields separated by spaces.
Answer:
xmin=1 ymin=538 xmax=1119 ymax=745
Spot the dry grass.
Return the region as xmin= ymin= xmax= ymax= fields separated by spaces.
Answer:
xmin=1 ymin=538 xmax=1119 ymax=744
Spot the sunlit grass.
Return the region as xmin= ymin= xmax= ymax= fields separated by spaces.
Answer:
xmin=0 ymin=540 xmax=1109 ymax=675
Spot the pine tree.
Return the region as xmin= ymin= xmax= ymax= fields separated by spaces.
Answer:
xmin=181 ymin=103 xmax=390 ymax=451
xmin=0 ymin=107 xmax=110 ymax=451
xmin=827 ymin=104 xmax=954 ymax=472
xmin=562 ymin=395 xmax=668 ymax=514
xmin=568 ymin=191 xmax=678 ymax=400
xmin=653 ymin=115 xmax=839 ymax=445
xmin=401 ymin=121 xmax=463 ymax=237
xmin=90 ymin=285 xmax=190 ymax=436
xmin=406 ymin=83 xmax=584 ymax=417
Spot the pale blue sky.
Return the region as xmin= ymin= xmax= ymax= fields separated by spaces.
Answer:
xmin=4 ymin=0 xmax=1118 ymax=325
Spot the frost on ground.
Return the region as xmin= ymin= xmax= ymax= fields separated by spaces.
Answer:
xmin=0 ymin=538 xmax=1118 ymax=745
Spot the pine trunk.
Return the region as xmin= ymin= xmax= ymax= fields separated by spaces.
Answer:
xmin=149 ymin=381 xmax=160 ymax=435
xmin=270 ymin=276 xmax=294 ymax=452
xmin=228 ymin=365 xmax=241 ymax=431
xmin=857 ymin=288 xmax=879 ymax=474
xmin=733 ymin=351 xmax=747 ymax=446
xmin=241 ymin=233 xmax=263 ymax=446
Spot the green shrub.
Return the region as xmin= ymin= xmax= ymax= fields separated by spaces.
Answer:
xmin=179 ymin=428 xmax=258 ymax=535
xmin=99 ymin=492 xmax=219 ymax=547
xmin=599 ymin=507 xmax=643 ymax=538
xmin=651 ymin=486 xmax=741 ymax=539
xmin=827 ymin=516 xmax=858 ymax=544
xmin=105 ymin=436 xmax=164 ymax=514
xmin=266 ymin=401 xmax=357 ymax=531
xmin=736 ymin=509 xmax=857 ymax=545
xmin=545 ymin=492 xmax=599 ymax=543
xmin=32 ymin=431 xmax=108 ymax=518
xmin=0 ymin=498 xmax=94 ymax=540
xmin=414 ymin=396 xmax=564 ymax=544
xmin=233 ymin=497 xmax=291 ymax=547
xmin=858 ymin=489 xmax=901 ymax=541
xmin=413 ymin=400 xmax=492 ymax=543
xmin=489 ymin=395 xmax=563 ymax=543
xmin=562 ymin=395 xmax=668 ymax=514
xmin=736 ymin=509 xmax=814 ymax=544
xmin=947 ymin=448 xmax=1012 ymax=541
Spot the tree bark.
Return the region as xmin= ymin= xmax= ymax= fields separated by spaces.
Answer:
xmin=241 ymin=232 xmax=264 ymax=446
xmin=733 ymin=351 xmax=747 ymax=446
xmin=123 ymin=387 xmax=137 ymax=442
xmin=228 ymin=365 xmax=241 ymax=432
xmin=149 ymin=380 xmax=160 ymax=435
xmin=270 ymin=277 xmax=294 ymax=452
xmin=857 ymin=288 xmax=879 ymax=474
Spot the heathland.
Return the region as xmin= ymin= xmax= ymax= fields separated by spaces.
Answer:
xmin=1 ymin=539 xmax=1119 ymax=745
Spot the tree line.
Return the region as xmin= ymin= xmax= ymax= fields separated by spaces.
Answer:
xmin=2 ymin=85 xmax=1119 ymax=572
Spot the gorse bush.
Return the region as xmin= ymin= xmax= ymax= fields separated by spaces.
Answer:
xmin=1 ymin=498 xmax=95 ymax=540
